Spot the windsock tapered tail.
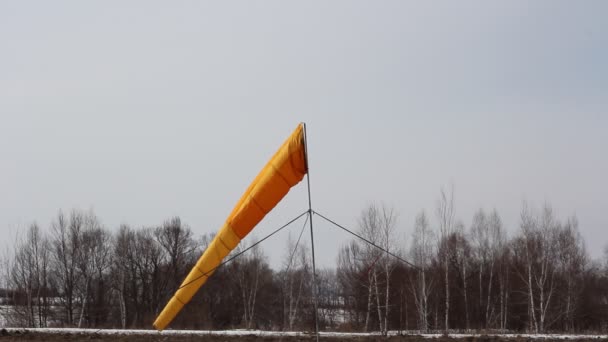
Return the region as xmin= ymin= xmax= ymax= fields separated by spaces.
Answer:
xmin=153 ymin=124 xmax=308 ymax=331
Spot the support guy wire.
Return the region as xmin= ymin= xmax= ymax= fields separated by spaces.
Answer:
xmin=177 ymin=210 xmax=309 ymax=291
xmin=313 ymin=210 xmax=421 ymax=271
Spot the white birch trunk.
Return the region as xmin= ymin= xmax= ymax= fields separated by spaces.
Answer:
xmin=444 ymin=256 xmax=449 ymax=331
xmin=485 ymin=263 xmax=494 ymax=328
xmin=364 ymin=274 xmax=373 ymax=332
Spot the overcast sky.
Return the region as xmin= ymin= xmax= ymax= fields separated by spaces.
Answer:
xmin=2 ymin=1 xmax=607 ymax=267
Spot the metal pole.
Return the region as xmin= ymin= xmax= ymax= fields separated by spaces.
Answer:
xmin=303 ymin=123 xmax=320 ymax=342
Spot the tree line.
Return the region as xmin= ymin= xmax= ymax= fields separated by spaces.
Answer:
xmin=1 ymin=189 xmax=607 ymax=333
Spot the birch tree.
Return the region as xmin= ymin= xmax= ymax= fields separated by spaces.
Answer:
xmin=555 ymin=216 xmax=586 ymax=332
xmin=234 ymin=239 xmax=267 ymax=329
xmin=111 ymin=225 xmax=132 ymax=328
xmin=488 ymin=210 xmax=506 ymax=328
xmin=358 ymin=204 xmax=381 ymax=332
xmin=517 ymin=203 xmax=539 ymax=332
xmin=75 ymin=212 xmax=106 ymax=328
xmin=436 ymin=186 xmax=455 ymax=332
xmin=281 ymin=233 xmax=310 ymax=330
xmin=471 ymin=209 xmax=486 ymax=327
xmin=357 ymin=203 xmax=397 ymax=334
xmin=9 ymin=224 xmax=50 ymax=327
xmin=516 ymin=203 xmax=559 ymax=333
xmin=535 ymin=205 xmax=559 ymax=333
xmin=497 ymin=225 xmax=511 ymax=331
xmin=409 ymin=211 xmax=435 ymax=332
xmin=379 ymin=204 xmax=398 ymax=334
xmin=453 ymin=221 xmax=471 ymax=330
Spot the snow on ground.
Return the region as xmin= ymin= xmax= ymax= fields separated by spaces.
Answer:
xmin=2 ymin=328 xmax=607 ymax=339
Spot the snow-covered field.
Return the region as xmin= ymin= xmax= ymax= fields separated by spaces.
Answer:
xmin=1 ymin=328 xmax=607 ymax=340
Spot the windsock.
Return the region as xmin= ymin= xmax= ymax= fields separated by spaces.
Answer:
xmin=153 ymin=124 xmax=307 ymax=330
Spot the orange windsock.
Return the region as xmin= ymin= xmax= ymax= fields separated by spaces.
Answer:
xmin=153 ymin=124 xmax=308 ymax=330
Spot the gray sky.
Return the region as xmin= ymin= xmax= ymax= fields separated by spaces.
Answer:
xmin=2 ymin=1 xmax=607 ymax=267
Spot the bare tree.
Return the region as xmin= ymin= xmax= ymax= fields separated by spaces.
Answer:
xmin=471 ymin=208 xmax=489 ymax=327
xmin=497 ymin=222 xmax=511 ymax=331
xmin=358 ymin=204 xmax=381 ymax=332
xmin=379 ymin=204 xmax=398 ymax=334
xmin=535 ymin=205 xmax=559 ymax=333
xmin=4 ymin=202 xmax=608 ymax=332
xmin=337 ymin=240 xmax=365 ymax=329
xmin=472 ymin=209 xmax=504 ymax=328
xmin=316 ymin=268 xmax=339 ymax=329
xmin=555 ymin=216 xmax=587 ymax=332
xmin=9 ymin=224 xmax=51 ymax=327
xmin=0 ymin=243 xmax=11 ymax=324
xmin=134 ymin=228 xmax=165 ymax=326
xmin=486 ymin=210 xmax=505 ymax=329
xmin=453 ymin=221 xmax=471 ymax=330
xmin=357 ymin=203 xmax=397 ymax=334
xmin=111 ymin=224 xmax=132 ymax=328
xmin=74 ymin=212 xmax=113 ymax=328
xmin=90 ymin=227 xmax=113 ymax=326
xmin=281 ymin=233 xmax=310 ymax=330
xmin=517 ymin=202 xmax=539 ymax=332
xmin=154 ymin=217 xmax=196 ymax=294
xmin=234 ymin=238 xmax=267 ymax=329
xmin=51 ymin=210 xmax=85 ymax=326
xmin=436 ymin=185 xmax=455 ymax=332
xmin=409 ymin=210 xmax=435 ymax=332
xmin=516 ymin=203 xmax=559 ymax=333
xmin=75 ymin=212 xmax=107 ymax=327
